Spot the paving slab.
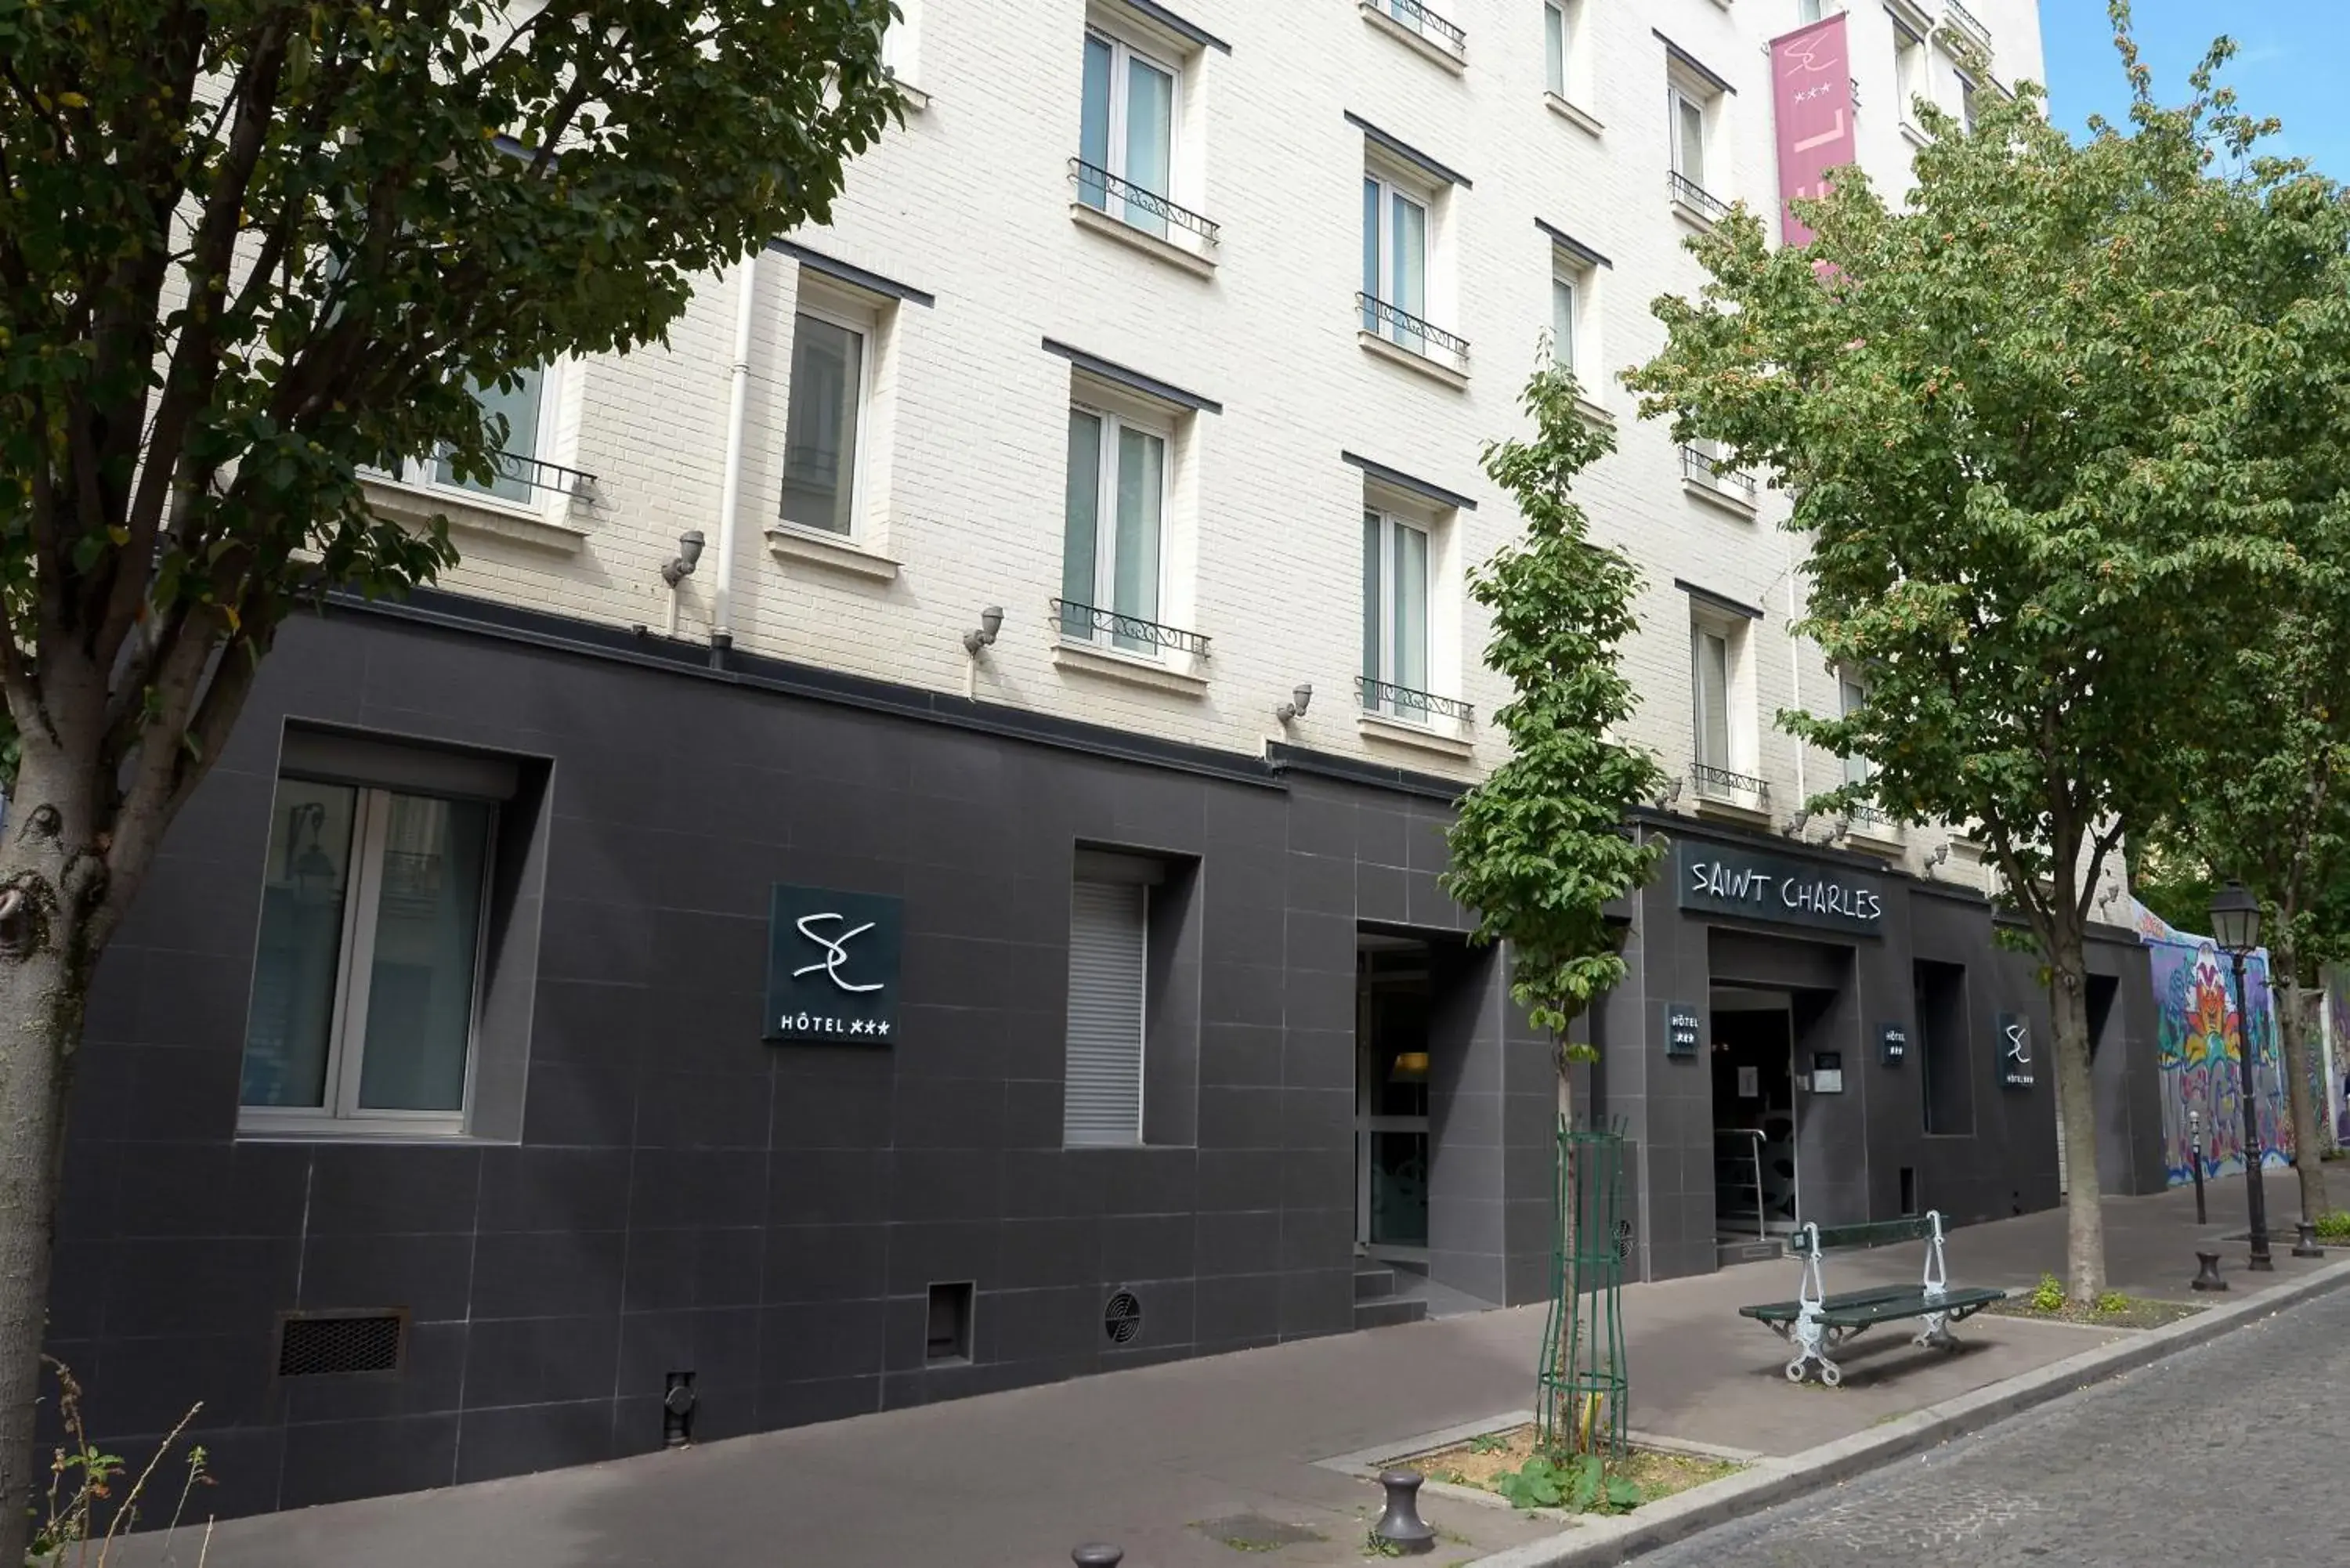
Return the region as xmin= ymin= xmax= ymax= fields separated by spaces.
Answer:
xmin=107 ymin=1171 xmax=2336 ymax=1568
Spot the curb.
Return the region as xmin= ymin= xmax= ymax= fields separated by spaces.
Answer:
xmin=1466 ymin=1255 xmax=2350 ymax=1566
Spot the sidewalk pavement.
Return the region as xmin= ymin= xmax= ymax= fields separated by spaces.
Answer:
xmin=120 ymin=1172 xmax=2336 ymax=1568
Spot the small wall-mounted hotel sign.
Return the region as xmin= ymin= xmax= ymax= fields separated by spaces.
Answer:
xmin=764 ymin=884 xmax=903 ymax=1042
xmin=1665 ymin=1002 xmax=1703 ymax=1057
xmin=1878 ymin=1023 xmax=1909 ymax=1067
xmin=1810 ymin=1051 xmax=1845 ymax=1094
xmin=1996 ymin=1012 xmax=2034 ymax=1089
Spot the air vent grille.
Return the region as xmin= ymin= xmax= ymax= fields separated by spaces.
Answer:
xmin=277 ymin=1313 xmax=404 ymax=1377
xmin=1103 ymin=1290 xmax=1142 ymax=1346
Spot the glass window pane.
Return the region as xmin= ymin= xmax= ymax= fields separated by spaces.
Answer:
xmin=779 ymin=314 xmax=864 ymax=537
xmin=1677 ymin=96 xmax=1707 ymax=188
xmin=1063 ymin=411 xmax=1104 ymax=635
xmin=1362 ymin=511 xmax=1384 ymax=703
xmin=434 ymin=368 xmax=544 ymax=503
xmin=1545 ymin=3 xmax=1566 ymax=96
xmin=1111 ymin=425 xmax=1164 ymax=649
xmin=1123 ymin=56 xmax=1174 ymax=237
xmin=1552 ymin=277 xmax=1578 ymax=373
xmin=240 ymin=782 xmax=360 ymax=1108
xmin=1698 ymin=631 xmax=1731 ymax=765
xmin=1390 ymin=193 xmax=1426 ymax=321
xmin=1393 ymin=524 xmax=1429 ymax=698
xmin=356 ymin=793 xmax=492 ymax=1112
xmin=1079 ymin=34 xmax=1113 ymax=209
xmin=1362 ymin=177 xmax=1382 ymax=327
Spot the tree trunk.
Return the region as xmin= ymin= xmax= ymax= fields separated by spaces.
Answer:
xmin=0 ymin=761 xmax=104 ymax=1567
xmin=2276 ymin=959 xmax=2329 ymax=1224
xmin=2048 ymin=923 xmax=2106 ymax=1306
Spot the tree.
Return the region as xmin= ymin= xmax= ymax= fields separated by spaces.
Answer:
xmin=1444 ymin=359 xmax=1668 ymax=1102
xmin=1625 ymin=12 xmax=2312 ymax=1306
xmin=0 ymin=2 xmax=900 ymax=1550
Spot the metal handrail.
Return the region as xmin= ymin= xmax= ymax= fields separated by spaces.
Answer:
xmin=438 ymin=450 xmax=598 ymax=504
xmin=1053 ymin=599 xmax=1211 ymax=657
xmin=1358 ymin=676 xmax=1474 ymax=724
xmin=1943 ymin=0 xmax=1991 ymax=50
xmin=1377 ymin=0 xmax=1466 ymax=57
xmin=1847 ymin=802 xmax=1897 ymax=830
xmin=1068 ymin=159 xmax=1221 ymax=247
xmin=1715 ymin=1129 xmax=1767 ymax=1241
xmin=1668 ymin=170 xmax=1730 ymax=223
xmin=1356 ymin=294 xmax=1470 ymax=370
xmin=1680 ymin=444 xmax=1757 ymax=501
xmin=1691 ymin=761 xmax=1770 ymax=800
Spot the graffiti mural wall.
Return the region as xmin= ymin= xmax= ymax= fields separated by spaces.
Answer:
xmin=2133 ymin=899 xmax=2293 ymax=1186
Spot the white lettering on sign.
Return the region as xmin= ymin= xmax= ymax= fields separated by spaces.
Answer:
xmin=1687 ymin=859 xmax=1883 ymax=925
xmin=791 ymin=912 xmax=887 ymax=994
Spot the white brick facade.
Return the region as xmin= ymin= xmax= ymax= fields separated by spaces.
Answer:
xmin=388 ymin=0 xmax=2063 ymax=893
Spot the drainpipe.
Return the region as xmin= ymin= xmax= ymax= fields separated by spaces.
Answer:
xmin=709 ymin=251 xmax=757 ymax=667
xmin=1786 ymin=534 xmax=1806 ymax=807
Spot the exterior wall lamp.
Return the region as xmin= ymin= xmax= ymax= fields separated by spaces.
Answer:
xmin=1274 ymin=683 xmax=1312 ymax=724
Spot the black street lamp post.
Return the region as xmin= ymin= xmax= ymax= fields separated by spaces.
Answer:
xmin=2209 ymin=880 xmax=2273 ymax=1272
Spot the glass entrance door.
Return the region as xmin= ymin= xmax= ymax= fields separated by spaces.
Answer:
xmin=1357 ymin=943 xmax=1431 ymax=1253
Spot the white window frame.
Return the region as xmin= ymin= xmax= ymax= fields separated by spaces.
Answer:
xmin=1544 ymin=1 xmax=1569 ymax=97
xmin=237 ymin=783 xmax=496 ymax=1140
xmin=1362 ymin=169 xmax=1435 ymax=346
xmin=1668 ymin=85 xmax=1715 ymax=196
xmin=1364 ymin=507 xmax=1435 ymax=721
xmin=401 ymin=362 xmax=565 ymax=520
xmin=1079 ymin=25 xmax=1184 ymax=230
xmin=1549 ymin=261 xmax=1592 ymax=385
xmin=1689 ymin=609 xmax=1755 ymax=786
xmin=1839 ymin=674 xmax=1874 ymax=788
xmin=778 ymin=290 xmax=878 ymax=542
xmin=1893 ymin=21 xmax=1929 ymax=131
xmin=1955 ymin=70 xmax=1978 ymax=135
xmin=1063 ymin=399 xmax=1173 ymax=659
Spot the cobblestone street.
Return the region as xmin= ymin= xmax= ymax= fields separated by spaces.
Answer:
xmin=1643 ymin=1284 xmax=2350 ymax=1568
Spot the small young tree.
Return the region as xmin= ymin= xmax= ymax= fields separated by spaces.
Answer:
xmin=0 ymin=4 xmax=900 ymax=1553
xmin=1444 ymin=359 xmax=1668 ymax=1104
xmin=1625 ymin=13 xmax=2315 ymax=1305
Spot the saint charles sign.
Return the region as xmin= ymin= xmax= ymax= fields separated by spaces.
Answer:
xmin=764 ymin=884 xmax=903 ymax=1042
xmin=1676 ymin=842 xmax=1886 ymax=936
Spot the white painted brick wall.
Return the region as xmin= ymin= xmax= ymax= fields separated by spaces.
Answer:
xmin=420 ymin=0 xmax=2044 ymax=884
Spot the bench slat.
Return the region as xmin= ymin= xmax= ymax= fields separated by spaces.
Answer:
xmin=1788 ymin=1216 xmax=1941 ymax=1255
xmin=1739 ymin=1285 xmax=2005 ymax=1324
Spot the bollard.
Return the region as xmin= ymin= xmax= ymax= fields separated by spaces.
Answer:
xmin=1372 ymin=1469 xmax=1437 ymax=1555
xmin=2191 ymin=1251 xmax=2229 ymax=1292
xmin=1071 ymin=1547 xmax=1123 ymax=1567
xmin=2294 ymin=1219 xmax=2326 ymax=1259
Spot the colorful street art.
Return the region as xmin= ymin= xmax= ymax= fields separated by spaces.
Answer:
xmin=2135 ymin=899 xmax=2294 ymax=1187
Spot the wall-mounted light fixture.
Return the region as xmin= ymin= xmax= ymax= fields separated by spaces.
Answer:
xmin=661 ymin=530 xmax=705 ymax=587
xmin=1924 ymin=842 xmax=1951 ymax=875
xmin=1658 ymin=777 xmax=1683 ymax=807
xmin=1784 ymin=809 xmax=1813 ymax=838
xmin=1274 ymin=683 xmax=1313 ymax=724
xmin=962 ymin=605 xmax=1003 ymax=657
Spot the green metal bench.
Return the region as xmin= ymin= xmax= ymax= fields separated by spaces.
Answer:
xmin=1737 ymin=1212 xmax=2005 ymax=1386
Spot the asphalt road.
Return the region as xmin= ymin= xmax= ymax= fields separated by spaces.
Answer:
xmin=1640 ymin=1285 xmax=2350 ymax=1568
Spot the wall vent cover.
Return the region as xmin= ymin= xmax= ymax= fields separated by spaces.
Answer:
xmin=277 ymin=1312 xmax=405 ymax=1377
xmin=1103 ymin=1290 xmax=1143 ymax=1346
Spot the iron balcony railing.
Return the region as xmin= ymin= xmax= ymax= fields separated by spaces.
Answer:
xmin=1357 ymin=294 xmax=1470 ymax=374
xmin=1668 ymin=170 xmax=1731 ymax=224
xmin=1052 ymin=599 xmax=1212 ymax=657
xmin=1691 ymin=761 xmax=1770 ymax=801
xmin=1681 ymin=444 xmax=1757 ymax=503
xmin=431 ymin=450 xmax=598 ymax=504
xmin=1376 ymin=0 xmax=1466 ymax=59
xmin=1068 ymin=159 xmax=1222 ymax=248
xmin=1359 ymin=676 xmax=1473 ymax=725
xmin=1943 ymin=0 xmax=1991 ymax=51
xmin=1846 ymin=802 xmax=1898 ymax=831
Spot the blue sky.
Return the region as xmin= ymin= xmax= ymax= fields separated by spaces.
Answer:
xmin=2039 ymin=1 xmax=2348 ymax=175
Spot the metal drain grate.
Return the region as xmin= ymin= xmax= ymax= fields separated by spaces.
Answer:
xmin=277 ymin=1312 xmax=405 ymax=1377
xmin=1103 ymin=1290 xmax=1142 ymax=1346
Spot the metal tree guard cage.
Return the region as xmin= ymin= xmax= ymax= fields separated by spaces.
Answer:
xmin=1536 ymin=1117 xmax=1628 ymax=1455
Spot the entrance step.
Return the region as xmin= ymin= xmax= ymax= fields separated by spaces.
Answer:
xmin=1352 ymin=1267 xmax=1397 ymax=1302
xmin=1717 ymin=1236 xmax=1784 ymax=1267
xmin=1352 ymin=1295 xmax=1429 ymax=1331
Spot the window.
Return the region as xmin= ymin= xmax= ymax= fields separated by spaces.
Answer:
xmin=1917 ymin=959 xmax=1973 ymax=1135
xmin=1061 ymin=404 xmax=1169 ymax=654
xmin=1893 ymin=23 xmax=1927 ymax=126
xmin=779 ymin=298 xmax=873 ymax=537
xmin=240 ymin=778 xmax=494 ymax=1133
xmin=1839 ymin=674 xmax=1872 ymax=787
xmin=1079 ymin=27 xmax=1178 ymax=238
xmin=1669 ymin=86 xmax=1712 ymax=194
xmin=425 ymin=367 xmax=551 ymax=507
xmin=1361 ymin=172 xmax=1431 ymax=349
xmin=1362 ymin=510 xmax=1432 ymax=718
xmin=1377 ymin=0 xmax=1466 ymax=62
xmin=1693 ymin=623 xmax=1734 ymax=773
xmin=1549 ymin=263 xmax=1592 ymax=385
xmin=1065 ymin=877 xmax=1148 ymax=1147
xmin=1956 ymin=72 xmax=1978 ymax=134
xmin=1797 ymin=0 xmax=1828 ymax=21
xmin=1545 ymin=2 xmax=1567 ymax=96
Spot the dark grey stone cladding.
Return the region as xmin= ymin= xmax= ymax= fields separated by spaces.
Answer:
xmin=48 ymin=591 xmax=2138 ymax=1518
xmin=46 ymin=594 xmax=1553 ymax=1519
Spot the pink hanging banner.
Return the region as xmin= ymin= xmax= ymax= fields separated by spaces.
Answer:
xmin=1770 ymin=14 xmax=1854 ymax=247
